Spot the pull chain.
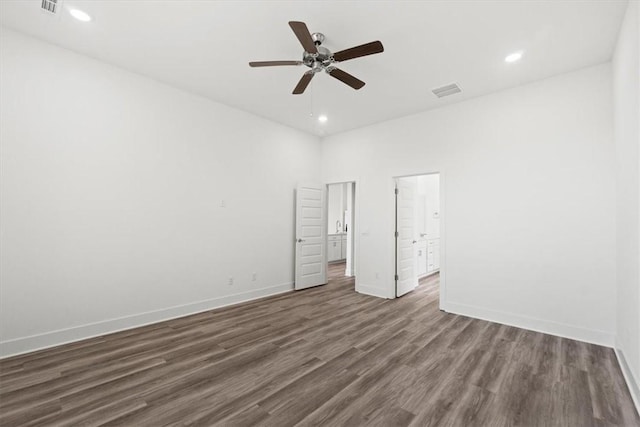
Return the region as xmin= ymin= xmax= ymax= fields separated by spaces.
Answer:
xmin=309 ymin=77 xmax=314 ymax=119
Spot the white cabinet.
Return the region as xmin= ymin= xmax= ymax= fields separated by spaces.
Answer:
xmin=427 ymin=238 xmax=440 ymax=273
xmin=417 ymin=238 xmax=440 ymax=277
xmin=328 ymin=236 xmax=341 ymax=262
xmin=328 ymin=234 xmax=347 ymax=262
xmin=416 ymin=241 xmax=428 ymax=276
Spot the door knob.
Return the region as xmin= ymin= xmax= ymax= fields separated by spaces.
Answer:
xmin=297 ymin=238 xmax=305 ymax=243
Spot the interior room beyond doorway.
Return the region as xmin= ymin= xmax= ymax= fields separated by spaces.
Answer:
xmin=327 ymin=182 xmax=356 ymax=279
xmin=395 ymin=173 xmax=441 ymax=298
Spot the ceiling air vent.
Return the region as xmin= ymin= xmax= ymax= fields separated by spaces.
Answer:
xmin=41 ymin=0 xmax=59 ymax=14
xmin=432 ymin=83 xmax=462 ymax=98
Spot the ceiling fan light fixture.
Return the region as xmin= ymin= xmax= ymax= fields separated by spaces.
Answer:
xmin=505 ymin=50 xmax=523 ymax=63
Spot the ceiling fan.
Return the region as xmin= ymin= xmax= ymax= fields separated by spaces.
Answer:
xmin=249 ymin=21 xmax=384 ymax=95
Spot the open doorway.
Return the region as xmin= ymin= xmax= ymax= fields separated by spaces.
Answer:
xmin=326 ymin=182 xmax=356 ymax=284
xmin=394 ymin=173 xmax=441 ymax=298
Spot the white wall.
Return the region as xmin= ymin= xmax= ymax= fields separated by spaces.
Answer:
xmin=322 ymin=63 xmax=616 ymax=345
xmin=0 ymin=29 xmax=321 ymax=357
xmin=613 ymin=0 xmax=640 ymax=407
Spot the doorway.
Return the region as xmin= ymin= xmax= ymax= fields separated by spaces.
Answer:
xmin=326 ymin=182 xmax=356 ymax=283
xmin=394 ymin=173 xmax=441 ymax=298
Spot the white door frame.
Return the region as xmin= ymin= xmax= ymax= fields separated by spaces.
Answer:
xmin=325 ymin=179 xmax=359 ymax=287
xmin=389 ymin=172 xmax=446 ymax=310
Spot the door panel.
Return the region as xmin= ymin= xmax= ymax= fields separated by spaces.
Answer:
xmin=295 ymin=183 xmax=327 ymax=290
xmin=396 ymin=178 xmax=418 ymax=297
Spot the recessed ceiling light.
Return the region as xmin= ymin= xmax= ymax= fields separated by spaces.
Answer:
xmin=69 ymin=8 xmax=91 ymax=22
xmin=318 ymin=115 xmax=328 ymax=123
xmin=505 ymin=51 xmax=523 ymax=63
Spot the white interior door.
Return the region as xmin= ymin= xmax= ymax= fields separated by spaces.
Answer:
xmin=396 ymin=178 xmax=418 ymax=297
xmin=345 ymin=182 xmax=355 ymax=277
xmin=295 ymin=183 xmax=327 ymax=290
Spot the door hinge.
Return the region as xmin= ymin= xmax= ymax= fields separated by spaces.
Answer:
xmin=395 ymin=188 xmax=399 ymax=195
xmin=394 ymin=231 xmax=399 ymax=238
xmin=394 ymin=274 xmax=399 ymax=281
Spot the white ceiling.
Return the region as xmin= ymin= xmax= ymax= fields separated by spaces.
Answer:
xmin=0 ymin=0 xmax=628 ymax=136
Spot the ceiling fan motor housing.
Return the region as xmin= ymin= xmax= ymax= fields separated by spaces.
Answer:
xmin=303 ymin=33 xmax=333 ymax=72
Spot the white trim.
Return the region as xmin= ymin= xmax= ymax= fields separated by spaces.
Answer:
xmin=388 ymin=176 xmax=398 ymax=299
xmin=419 ymin=269 xmax=441 ymax=279
xmin=438 ymin=172 xmax=447 ymax=311
xmin=356 ymin=283 xmax=391 ymax=299
xmin=0 ymin=282 xmax=294 ymax=359
xmin=614 ymin=348 xmax=640 ymax=416
xmin=445 ymin=301 xmax=614 ymax=347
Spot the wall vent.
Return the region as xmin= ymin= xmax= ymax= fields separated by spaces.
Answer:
xmin=41 ymin=0 xmax=59 ymax=14
xmin=432 ymin=83 xmax=462 ymax=98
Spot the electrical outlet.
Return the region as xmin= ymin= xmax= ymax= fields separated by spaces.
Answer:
xmin=252 ymin=273 xmax=257 ymax=281
xmin=228 ymin=277 xmax=234 ymax=286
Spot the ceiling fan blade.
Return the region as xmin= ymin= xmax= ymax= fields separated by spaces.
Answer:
xmin=289 ymin=21 xmax=318 ymax=54
xmin=328 ymin=68 xmax=365 ymax=90
xmin=293 ymin=72 xmax=314 ymax=95
xmin=249 ymin=61 xmax=302 ymax=67
xmin=332 ymin=41 xmax=384 ymax=62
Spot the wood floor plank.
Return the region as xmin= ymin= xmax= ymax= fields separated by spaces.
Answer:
xmin=299 ymin=361 xmax=416 ymax=427
xmin=181 ymin=357 xmax=324 ymax=425
xmin=0 ymin=263 xmax=637 ymax=426
xmin=471 ymin=337 xmax=515 ymax=394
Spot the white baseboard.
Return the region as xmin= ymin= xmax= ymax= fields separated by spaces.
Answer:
xmin=0 ymin=282 xmax=294 ymax=359
xmin=356 ymin=283 xmax=391 ymax=299
xmin=418 ymin=269 xmax=440 ymax=279
xmin=445 ymin=301 xmax=615 ymax=347
xmin=614 ymin=348 xmax=640 ymax=416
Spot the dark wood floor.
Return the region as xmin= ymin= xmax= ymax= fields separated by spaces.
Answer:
xmin=1 ymin=263 xmax=638 ymax=426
